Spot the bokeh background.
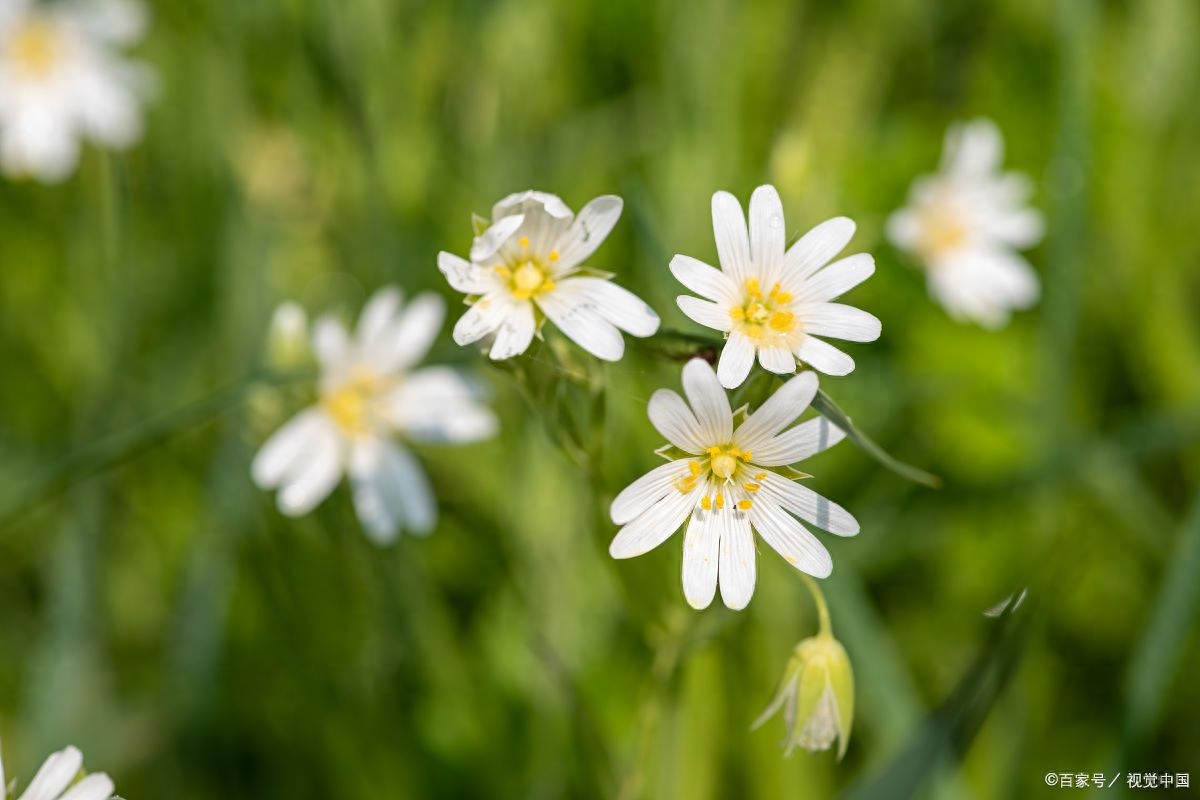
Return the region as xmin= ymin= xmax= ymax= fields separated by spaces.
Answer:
xmin=2 ymin=0 xmax=1199 ymax=797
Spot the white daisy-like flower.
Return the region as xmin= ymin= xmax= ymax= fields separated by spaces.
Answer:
xmin=0 ymin=743 xmax=115 ymax=800
xmin=0 ymin=0 xmax=152 ymax=182
xmin=609 ymin=359 xmax=858 ymax=610
xmin=887 ymin=118 xmax=1044 ymax=328
xmin=670 ymin=185 xmax=881 ymax=389
xmin=438 ymin=190 xmax=661 ymax=362
xmin=252 ymin=287 xmax=498 ymax=543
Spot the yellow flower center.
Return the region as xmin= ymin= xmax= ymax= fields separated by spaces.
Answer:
xmin=492 ymin=237 xmax=560 ymax=301
xmin=674 ymin=448 xmax=761 ymax=511
xmin=730 ymin=278 xmax=798 ymax=341
xmin=916 ymin=205 xmax=968 ymax=261
xmin=321 ymin=370 xmax=387 ymax=436
xmin=8 ymin=19 xmax=60 ymax=78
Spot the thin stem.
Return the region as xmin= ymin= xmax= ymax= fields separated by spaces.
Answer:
xmin=802 ymin=574 xmax=833 ymax=637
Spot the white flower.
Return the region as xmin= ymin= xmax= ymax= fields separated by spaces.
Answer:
xmin=0 ymin=743 xmax=115 ymax=800
xmin=0 ymin=0 xmax=152 ymax=182
xmin=671 ymin=185 xmax=880 ymax=389
xmin=439 ymin=190 xmax=661 ymax=362
xmin=251 ymin=287 xmax=498 ymax=543
xmin=609 ymin=359 xmax=858 ymax=610
xmin=887 ymin=118 xmax=1044 ymax=328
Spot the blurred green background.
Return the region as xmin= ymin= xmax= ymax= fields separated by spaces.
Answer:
xmin=2 ymin=0 xmax=1199 ymax=797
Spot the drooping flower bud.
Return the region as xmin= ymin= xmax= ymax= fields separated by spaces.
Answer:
xmin=752 ymin=633 xmax=854 ymax=759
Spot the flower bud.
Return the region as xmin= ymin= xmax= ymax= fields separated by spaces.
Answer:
xmin=752 ymin=633 xmax=854 ymax=759
xmin=267 ymin=301 xmax=309 ymax=369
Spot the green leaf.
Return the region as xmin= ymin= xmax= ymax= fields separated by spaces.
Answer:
xmin=810 ymin=389 xmax=942 ymax=489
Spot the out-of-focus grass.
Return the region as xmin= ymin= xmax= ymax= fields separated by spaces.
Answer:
xmin=1 ymin=0 xmax=1199 ymax=797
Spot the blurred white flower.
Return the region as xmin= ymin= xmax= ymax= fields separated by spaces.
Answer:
xmin=439 ymin=190 xmax=660 ymax=362
xmin=0 ymin=743 xmax=115 ymax=800
xmin=609 ymin=359 xmax=858 ymax=610
xmin=752 ymin=634 xmax=854 ymax=759
xmin=887 ymin=118 xmax=1044 ymax=328
xmin=252 ymin=287 xmax=498 ymax=543
xmin=671 ymin=185 xmax=880 ymax=389
xmin=0 ymin=0 xmax=153 ymax=182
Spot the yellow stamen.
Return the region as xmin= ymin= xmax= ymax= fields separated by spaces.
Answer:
xmin=745 ymin=278 xmax=762 ymax=297
xmin=688 ymin=461 xmax=701 ymax=477
xmin=743 ymin=482 xmax=760 ymax=493
xmin=737 ymin=499 xmax=753 ymax=510
xmin=700 ymin=496 xmax=712 ymax=511
xmin=754 ymin=472 xmax=767 ymax=480
xmin=715 ymin=493 xmax=725 ymax=509
xmin=769 ymin=310 xmax=797 ymax=332
xmin=518 ymin=236 xmax=530 ymax=249
xmin=548 ymin=249 xmax=560 ymax=261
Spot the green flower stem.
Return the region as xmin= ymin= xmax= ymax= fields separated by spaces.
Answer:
xmin=802 ymin=574 xmax=833 ymax=638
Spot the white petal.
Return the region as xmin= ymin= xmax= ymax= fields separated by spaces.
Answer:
xmin=611 ymin=461 xmax=692 ymax=525
xmin=438 ymin=251 xmax=494 ymax=294
xmin=783 ymin=217 xmax=856 ymax=284
xmin=749 ymin=498 xmax=832 ymax=578
xmin=356 ymin=287 xmax=402 ymax=347
xmin=748 ymin=184 xmax=786 ymax=283
xmin=389 ymin=367 xmax=497 ymax=444
xmin=312 ymin=315 xmax=351 ymax=371
xmin=716 ymin=332 xmax=756 ymax=389
xmin=751 ymin=416 xmax=846 ymax=467
xmin=609 ymin=483 xmax=700 ymax=559
xmin=943 ymin=118 xmax=1003 ymax=177
xmin=275 ymin=420 xmax=344 ymax=516
xmin=682 ymin=358 xmax=732 ymax=444
xmin=682 ymin=507 xmax=720 ymax=609
xmin=678 ymin=296 xmax=731 ymax=332
xmin=59 ymin=773 xmax=115 ymax=800
xmin=647 ymin=389 xmax=708 ymax=454
xmin=389 ymin=292 xmax=446 ymax=369
xmin=252 ymin=408 xmax=329 ymax=488
xmin=470 ymin=214 xmax=525 ymax=262
xmin=452 ymin=292 xmax=514 ymax=346
xmin=669 ymin=254 xmax=740 ymax=304
xmin=350 ymin=439 xmax=436 ymax=542
xmin=733 ymin=371 xmax=818 ymax=452
xmin=711 ymin=191 xmax=752 ymax=284
xmin=757 ymin=344 xmax=796 ymax=375
xmin=555 ymin=277 xmax=659 ymax=337
xmin=983 ymin=207 xmax=1044 ymax=249
xmin=21 ymin=746 xmax=83 ymax=800
xmin=796 ymin=336 xmax=855 ymax=376
xmin=885 ymin=208 xmax=920 ymax=252
xmin=758 ymin=472 xmax=859 ymax=536
xmin=488 ymin=298 xmax=537 ymax=360
xmin=537 ymin=287 xmax=625 ymax=361
xmin=717 ymin=508 xmax=756 ymax=610
xmin=492 ymin=190 xmax=573 ymax=226
xmin=799 ymin=253 xmax=876 ymax=303
xmin=800 ymin=303 xmax=882 ymax=343
xmin=554 ymin=195 xmax=623 ymax=268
